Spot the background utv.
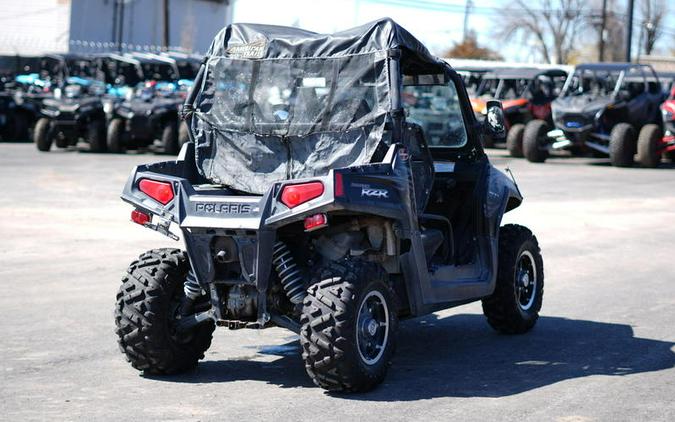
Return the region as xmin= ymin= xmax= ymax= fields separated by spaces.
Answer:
xmin=115 ymin=19 xmax=545 ymax=393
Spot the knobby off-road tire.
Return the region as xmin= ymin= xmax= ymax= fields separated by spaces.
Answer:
xmin=636 ymin=124 xmax=662 ymax=168
xmin=523 ymin=120 xmax=549 ymax=163
xmin=482 ymin=224 xmax=544 ymax=334
xmin=609 ymin=123 xmax=636 ymax=167
xmin=88 ymin=118 xmax=107 ymax=153
xmin=161 ymin=121 xmax=179 ymax=155
xmin=34 ymin=118 xmax=52 ymax=151
xmin=107 ymin=118 xmax=125 ymax=153
xmin=300 ymin=259 xmax=398 ymax=392
xmin=506 ymin=123 xmax=525 ymax=158
xmin=115 ymin=248 xmax=214 ymax=375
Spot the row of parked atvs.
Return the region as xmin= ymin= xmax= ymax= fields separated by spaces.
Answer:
xmin=0 ymin=52 xmax=201 ymax=154
xmin=455 ymin=62 xmax=675 ymax=167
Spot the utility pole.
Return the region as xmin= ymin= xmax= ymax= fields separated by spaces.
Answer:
xmin=463 ymin=0 xmax=473 ymax=41
xmin=112 ymin=0 xmax=119 ymax=51
xmin=625 ymin=0 xmax=634 ymax=62
xmin=162 ymin=0 xmax=170 ymax=51
xmin=599 ymin=0 xmax=607 ymax=61
xmin=117 ymin=0 xmax=126 ymax=52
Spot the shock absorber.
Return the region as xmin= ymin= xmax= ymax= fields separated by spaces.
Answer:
xmin=272 ymin=241 xmax=306 ymax=304
xmin=180 ymin=270 xmax=202 ymax=316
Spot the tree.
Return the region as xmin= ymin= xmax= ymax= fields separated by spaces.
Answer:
xmin=639 ymin=0 xmax=667 ymax=55
xmin=499 ymin=0 xmax=588 ymax=64
xmin=443 ymin=31 xmax=503 ymax=60
xmin=587 ymin=0 xmax=625 ymax=62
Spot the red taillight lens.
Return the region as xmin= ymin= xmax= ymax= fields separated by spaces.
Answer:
xmin=304 ymin=213 xmax=328 ymax=231
xmin=131 ymin=209 xmax=151 ymax=225
xmin=334 ymin=172 xmax=344 ymax=197
xmin=280 ymin=181 xmax=324 ymax=208
xmin=139 ymin=179 xmax=174 ymax=204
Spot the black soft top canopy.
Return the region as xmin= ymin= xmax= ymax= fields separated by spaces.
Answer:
xmin=207 ymin=18 xmax=439 ymax=65
xmin=190 ymin=19 xmax=445 ymax=194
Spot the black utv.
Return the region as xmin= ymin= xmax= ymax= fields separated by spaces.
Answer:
xmin=522 ymin=63 xmax=664 ymax=167
xmin=106 ymin=55 xmax=185 ymax=154
xmin=115 ymin=19 xmax=544 ymax=392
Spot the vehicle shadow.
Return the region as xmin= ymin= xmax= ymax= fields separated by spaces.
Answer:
xmin=152 ymin=314 xmax=675 ymax=399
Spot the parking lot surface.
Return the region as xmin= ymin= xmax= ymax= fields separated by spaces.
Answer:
xmin=0 ymin=143 xmax=674 ymax=421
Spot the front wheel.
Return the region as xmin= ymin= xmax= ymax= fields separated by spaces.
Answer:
xmin=88 ymin=118 xmax=107 ymax=153
xmin=482 ymin=224 xmax=544 ymax=334
xmin=522 ymin=120 xmax=550 ymax=163
xmin=34 ymin=118 xmax=53 ymax=152
xmin=115 ymin=248 xmax=214 ymax=374
xmin=506 ymin=123 xmax=525 ymax=158
xmin=300 ymin=259 xmax=398 ymax=392
xmin=161 ymin=121 xmax=179 ymax=155
xmin=178 ymin=121 xmax=190 ymax=149
xmin=636 ymin=124 xmax=662 ymax=168
xmin=107 ymin=118 xmax=126 ymax=153
xmin=609 ymin=123 xmax=636 ymax=167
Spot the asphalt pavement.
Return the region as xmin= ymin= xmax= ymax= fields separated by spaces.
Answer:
xmin=0 ymin=142 xmax=673 ymax=421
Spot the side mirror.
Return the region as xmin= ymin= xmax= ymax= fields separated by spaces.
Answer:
xmin=483 ymin=100 xmax=506 ymax=141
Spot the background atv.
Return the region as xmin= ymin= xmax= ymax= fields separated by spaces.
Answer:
xmin=106 ymin=81 xmax=187 ymax=154
xmin=34 ymin=77 xmax=108 ymax=152
xmin=522 ymin=63 xmax=664 ymax=167
xmin=636 ymin=89 xmax=675 ymax=166
xmin=106 ymin=55 xmax=188 ymax=154
xmin=470 ymin=67 xmax=567 ymax=152
xmin=115 ymin=19 xmax=544 ymax=393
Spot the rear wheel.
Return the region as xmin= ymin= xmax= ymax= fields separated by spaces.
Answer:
xmin=34 ymin=118 xmax=52 ymax=152
xmin=523 ymin=120 xmax=550 ymax=163
xmin=115 ymin=248 xmax=214 ymax=374
xmin=161 ymin=121 xmax=178 ymax=155
xmin=506 ymin=123 xmax=525 ymax=158
xmin=88 ymin=118 xmax=107 ymax=153
xmin=482 ymin=224 xmax=544 ymax=334
xmin=300 ymin=259 xmax=398 ymax=392
xmin=609 ymin=123 xmax=636 ymax=167
xmin=636 ymin=124 xmax=662 ymax=168
xmin=107 ymin=118 xmax=126 ymax=153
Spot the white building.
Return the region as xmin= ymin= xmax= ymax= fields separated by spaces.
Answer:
xmin=0 ymin=0 xmax=233 ymax=55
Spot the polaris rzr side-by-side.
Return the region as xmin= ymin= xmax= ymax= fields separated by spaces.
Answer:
xmin=470 ymin=67 xmax=567 ymax=151
xmin=115 ymin=19 xmax=544 ymax=392
xmin=106 ymin=55 xmax=188 ymax=154
xmin=522 ymin=63 xmax=664 ymax=167
xmin=34 ymin=75 xmax=108 ymax=152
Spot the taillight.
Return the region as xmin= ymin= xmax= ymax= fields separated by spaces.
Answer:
xmin=334 ymin=172 xmax=344 ymax=197
xmin=304 ymin=213 xmax=327 ymax=231
xmin=131 ymin=209 xmax=151 ymax=225
xmin=280 ymin=181 xmax=324 ymax=208
xmin=139 ymin=179 xmax=174 ymax=204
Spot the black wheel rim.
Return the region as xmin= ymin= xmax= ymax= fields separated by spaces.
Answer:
xmin=356 ymin=290 xmax=389 ymax=365
xmin=515 ymin=250 xmax=537 ymax=311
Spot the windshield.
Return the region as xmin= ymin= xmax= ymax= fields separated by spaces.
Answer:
xmin=402 ymin=79 xmax=467 ymax=148
xmin=563 ymin=68 xmax=622 ymax=97
xmin=140 ymin=62 xmax=177 ymax=82
xmin=200 ymin=54 xmax=388 ymax=136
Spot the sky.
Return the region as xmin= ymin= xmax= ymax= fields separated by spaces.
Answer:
xmin=231 ymin=0 xmax=675 ymax=63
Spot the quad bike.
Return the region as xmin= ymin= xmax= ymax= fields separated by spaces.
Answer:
xmin=106 ymin=81 xmax=187 ymax=154
xmin=115 ymin=19 xmax=545 ymax=393
xmin=470 ymin=67 xmax=567 ymax=152
xmin=34 ymin=77 xmax=107 ymax=152
xmin=636 ymin=90 xmax=675 ymax=166
xmin=522 ymin=63 xmax=664 ymax=167
xmin=106 ymin=54 xmax=189 ymax=155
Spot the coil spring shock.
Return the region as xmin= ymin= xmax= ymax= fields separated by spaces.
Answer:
xmin=272 ymin=241 xmax=306 ymax=304
xmin=184 ymin=271 xmax=202 ymax=300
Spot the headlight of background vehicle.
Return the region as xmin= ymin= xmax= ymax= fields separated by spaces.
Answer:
xmin=662 ymin=108 xmax=673 ymax=122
